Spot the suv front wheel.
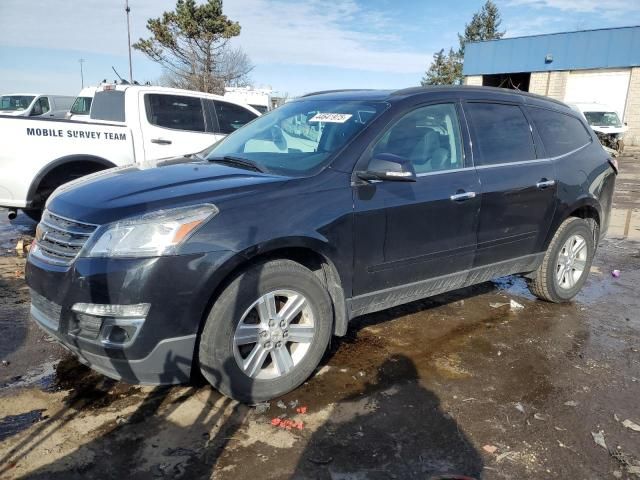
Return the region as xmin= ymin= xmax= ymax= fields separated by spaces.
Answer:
xmin=528 ymin=217 xmax=595 ymax=303
xmin=198 ymin=259 xmax=333 ymax=403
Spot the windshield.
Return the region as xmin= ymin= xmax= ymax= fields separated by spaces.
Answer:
xmin=70 ymin=96 xmax=92 ymax=115
xmin=584 ymin=111 xmax=622 ymax=128
xmin=205 ymin=99 xmax=387 ymax=175
xmin=0 ymin=95 xmax=35 ymax=112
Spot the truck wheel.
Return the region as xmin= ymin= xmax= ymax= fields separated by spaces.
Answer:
xmin=199 ymin=259 xmax=333 ymax=403
xmin=23 ymin=209 xmax=42 ymax=222
xmin=527 ymin=217 xmax=595 ymax=303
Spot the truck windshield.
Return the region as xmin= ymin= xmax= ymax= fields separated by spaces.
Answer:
xmin=0 ymin=95 xmax=35 ymax=111
xmin=584 ymin=111 xmax=622 ymax=128
xmin=205 ymin=99 xmax=387 ymax=175
xmin=70 ymin=96 xmax=93 ymax=115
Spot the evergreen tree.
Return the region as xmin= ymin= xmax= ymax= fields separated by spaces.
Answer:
xmin=421 ymin=1 xmax=505 ymax=86
xmin=134 ymin=0 xmax=253 ymax=94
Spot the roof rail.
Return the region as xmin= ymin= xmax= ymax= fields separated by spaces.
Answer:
xmin=300 ymin=89 xmax=374 ymax=98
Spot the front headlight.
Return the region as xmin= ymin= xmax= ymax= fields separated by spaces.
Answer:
xmin=83 ymin=204 xmax=218 ymax=258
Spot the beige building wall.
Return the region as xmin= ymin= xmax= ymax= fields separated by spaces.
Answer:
xmin=527 ymin=71 xmax=569 ymax=100
xmin=464 ymin=75 xmax=483 ymax=86
xmin=623 ymin=67 xmax=640 ymax=146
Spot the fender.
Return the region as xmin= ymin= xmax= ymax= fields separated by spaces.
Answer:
xmin=543 ymin=194 xmax=602 ymax=250
xmin=26 ymin=154 xmax=117 ymax=206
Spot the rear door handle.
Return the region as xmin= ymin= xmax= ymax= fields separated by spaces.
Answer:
xmin=536 ymin=179 xmax=556 ymax=189
xmin=151 ymin=138 xmax=172 ymax=145
xmin=450 ymin=191 xmax=476 ymax=202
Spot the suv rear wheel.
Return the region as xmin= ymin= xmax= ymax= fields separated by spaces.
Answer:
xmin=199 ymin=259 xmax=333 ymax=403
xmin=527 ymin=217 xmax=595 ymax=303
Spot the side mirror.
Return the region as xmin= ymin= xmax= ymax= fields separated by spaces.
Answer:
xmin=356 ymin=153 xmax=416 ymax=182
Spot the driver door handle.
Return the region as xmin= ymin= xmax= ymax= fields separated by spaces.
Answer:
xmin=151 ymin=138 xmax=172 ymax=145
xmin=536 ymin=179 xmax=556 ymax=189
xmin=450 ymin=191 xmax=476 ymax=202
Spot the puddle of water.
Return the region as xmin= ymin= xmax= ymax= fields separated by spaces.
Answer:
xmin=0 ymin=409 xmax=46 ymax=442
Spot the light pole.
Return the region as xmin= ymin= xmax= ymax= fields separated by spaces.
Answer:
xmin=125 ymin=0 xmax=133 ymax=83
xmin=79 ymin=58 xmax=85 ymax=88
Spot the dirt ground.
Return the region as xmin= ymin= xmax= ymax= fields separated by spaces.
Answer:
xmin=0 ymin=152 xmax=639 ymax=480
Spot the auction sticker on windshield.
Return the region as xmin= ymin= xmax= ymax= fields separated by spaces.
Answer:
xmin=309 ymin=113 xmax=353 ymax=123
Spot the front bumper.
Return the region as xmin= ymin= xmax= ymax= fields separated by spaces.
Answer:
xmin=26 ymin=250 xmax=233 ymax=385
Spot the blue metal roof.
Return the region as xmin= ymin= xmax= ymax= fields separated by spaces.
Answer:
xmin=463 ymin=26 xmax=640 ymax=75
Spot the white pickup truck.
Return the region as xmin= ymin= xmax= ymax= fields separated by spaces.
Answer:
xmin=0 ymin=84 xmax=260 ymax=219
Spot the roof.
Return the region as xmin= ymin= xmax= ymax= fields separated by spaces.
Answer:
xmin=299 ymin=85 xmax=569 ymax=109
xmin=463 ymin=25 xmax=640 ymax=76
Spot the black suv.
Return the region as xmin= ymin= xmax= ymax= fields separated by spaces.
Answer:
xmin=26 ymin=86 xmax=616 ymax=402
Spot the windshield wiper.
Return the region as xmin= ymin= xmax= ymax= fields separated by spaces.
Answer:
xmin=208 ymin=155 xmax=265 ymax=173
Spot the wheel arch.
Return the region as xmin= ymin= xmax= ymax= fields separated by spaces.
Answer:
xmin=26 ymin=154 xmax=117 ymax=207
xmin=545 ymin=196 xmax=602 ymax=250
xmin=198 ymin=238 xmax=349 ymax=342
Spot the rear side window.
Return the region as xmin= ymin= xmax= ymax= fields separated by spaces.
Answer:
xmin=91 ymin=91 xmax=126 ymax=122
xmin=465 ymin=102 xmax=536 ymax=165
xmin=145 ymin=94 xmax=205 ymax=132
xmin=213 ymin=101 xmax=258 ymax=134
xmin=528 ymin=107 xmax=591 ymax=157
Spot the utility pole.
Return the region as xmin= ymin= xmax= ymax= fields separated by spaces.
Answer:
xmin=79 ymin=58 xmax=85 ymax=88
xmin=125 ymin=0 xmax=133 ymax=83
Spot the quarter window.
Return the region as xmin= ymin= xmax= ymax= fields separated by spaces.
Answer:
xmin=465 ymin=103 xmax=536 ymax=165
xmin=213 ymin=101 xmax=258 ymax=134
xmin=371 ymin=103 xmax=464 ymax=173
xmin=145 ymin=94 xmax=205 ymax=132
xmin=528 ymin=107 xmax=591 ymax=157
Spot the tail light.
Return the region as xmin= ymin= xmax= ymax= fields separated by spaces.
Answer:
xmin=608 ymin=157 xmax=619 ymax=174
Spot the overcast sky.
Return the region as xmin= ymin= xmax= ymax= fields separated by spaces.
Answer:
xmin=1 ymin=0 xmax=638 ymax=97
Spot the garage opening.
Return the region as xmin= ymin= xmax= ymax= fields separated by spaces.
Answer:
xmin=482 ymin=72 xmax=531 ymax=92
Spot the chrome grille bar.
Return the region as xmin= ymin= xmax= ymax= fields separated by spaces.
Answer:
xmin=32 ymin=210 xmax=98 ymax=266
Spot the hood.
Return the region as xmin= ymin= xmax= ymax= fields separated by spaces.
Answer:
xmin=47 ymin=158 xmax=287 ymax=225
xmin=0 ymin=110 xmax=26 ymax=116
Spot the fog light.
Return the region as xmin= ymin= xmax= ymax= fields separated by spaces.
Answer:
xmin=71 ymin=303 xmax=150 ymax=318
xmin=70 ymin=303 xmax=149 ymax=347
xmin=107 ymin=326 xmax=129 ymax=343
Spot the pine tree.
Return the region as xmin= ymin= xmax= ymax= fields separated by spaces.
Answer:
xmin=134 ymin=0 xmax=253 ymax=94
xmin=421 ymin=0 xmax=505 ymax=86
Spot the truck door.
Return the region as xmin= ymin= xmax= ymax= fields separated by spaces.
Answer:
xmin=207 ymin=99 xmax=259 ymax=137
xmin=139 ymin=91 xmax=218 ymax=161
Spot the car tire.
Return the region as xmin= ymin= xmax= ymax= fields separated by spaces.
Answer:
xmin=527 ymin=217 xmax=595 ymax=303
xmin=198 ymin=259 xmax=333 ymax=403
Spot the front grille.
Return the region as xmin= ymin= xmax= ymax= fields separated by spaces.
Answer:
xmin=30 ymin=289 xmax=62 ymax=330
xmin=32 ymin=210 xmax=98 ymax=266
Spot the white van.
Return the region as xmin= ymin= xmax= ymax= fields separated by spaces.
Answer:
xmin=67 ymin=87 xmax=97 ymax=121
xmin=224 ymin=87 xmax=272 ymax=114
xmin=0 ymin=94 xmax=75 ymax=118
